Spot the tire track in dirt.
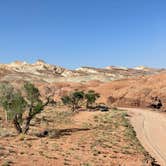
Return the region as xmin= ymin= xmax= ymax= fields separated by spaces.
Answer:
xmin=120 ymin=108 xmax=166 ymax=166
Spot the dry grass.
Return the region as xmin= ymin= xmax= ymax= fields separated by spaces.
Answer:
xmin=0 ymin=108 xmax=154 ymax=165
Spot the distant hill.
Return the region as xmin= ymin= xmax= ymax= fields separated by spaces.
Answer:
xmin=0 ymin=60 xmax=163 ymax=83
xmin=0 ymin=60 xmax=165 ymax=112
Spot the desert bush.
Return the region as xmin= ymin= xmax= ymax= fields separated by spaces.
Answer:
xmin=0 ymin=82 xmax=52 ymax=134
xmin=85 ymin=90 xmax=100 ymax=108
xmin=61 ymin=90 xmax=100 ymax=111
xmin=61 ymin=90 xmax=84 ymax=112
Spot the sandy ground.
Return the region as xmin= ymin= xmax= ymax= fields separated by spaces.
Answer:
xmin=0 ymin=109 xmax=148 ymax=166
xmin=122 ymin=108 xmax=166 ymax=166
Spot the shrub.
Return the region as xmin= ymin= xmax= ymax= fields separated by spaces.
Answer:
xmin=61 ymin=90 xmax=84 ymax=112
xmin=85 ymin=90 xmax=100 ymax=108
xmin=61 ymin=90 xmax=100 ymax=111
xmin=0 ymin=82 xmax=52 ymax=134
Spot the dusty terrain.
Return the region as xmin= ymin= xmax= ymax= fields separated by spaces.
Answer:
xmin=0 ymin=108 xmax=153 ymax=166
xmin=123 ymin=108 xmax=166 ymax=166
xmin=0 ymin=60 xmax=166 ymax=165
xmin=0 ymin=60 xmax=165 ymax=112
xmin=99 ymin=72 xmax=166 ymax=111
xmin=35 ymin=72 xmax=166 ymax=112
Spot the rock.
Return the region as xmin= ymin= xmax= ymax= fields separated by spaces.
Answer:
xmin=150 ymin=97 xmax=162 ymax=109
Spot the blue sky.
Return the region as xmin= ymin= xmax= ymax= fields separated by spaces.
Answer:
xmin=0 ymin=0 xmax=166 ymax=69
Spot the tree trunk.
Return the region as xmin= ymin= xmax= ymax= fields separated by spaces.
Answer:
xmin=71 ymin=105 xmax=75 ymax=112
xmin=22 ymin=99 xmax=50 ymax=134
xmin=13 ymin=116 xmax=22 ymax=134
xmin=86 ymin=102 xmax=89 ymax=109
xmin=5 ymin=111 xmax=8 ymax=123
xmin=23 ymin=116 xmax=32 ymax=134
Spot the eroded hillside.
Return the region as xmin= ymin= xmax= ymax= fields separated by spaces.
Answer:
xmin=0 ymin=60 xmax=162 ymax=83
xmin=0 ymin=60 xmax=164 ymax=165
xmin=0 ymin=60 xmax=165 ymax=111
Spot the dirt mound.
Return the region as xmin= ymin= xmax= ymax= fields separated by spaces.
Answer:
xmin=0 ymin=61 xmax=165 ymax=111
xmin=103 ymin=72 xmax=166 ymax=111
xmin=31 ymin=72 xmax=166 ymax=112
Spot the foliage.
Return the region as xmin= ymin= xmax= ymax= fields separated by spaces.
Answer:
xmin=61 ymin=90 xmax=84 ymax=111
xmin=24 ymin=82 xmax=40 ymax=105
xmin=0 ymin=84 xmax=26 ymax=122
xmin=61 ymin=89 xmax=100 ymax=111
xmin=0 ymin=82 xmax=51 ymax=134
xmin=85 ymin=90 xmax=100 ymax=108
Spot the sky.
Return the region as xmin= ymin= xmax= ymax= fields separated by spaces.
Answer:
xmin=0 ymin=0 xmax=166 ymax=69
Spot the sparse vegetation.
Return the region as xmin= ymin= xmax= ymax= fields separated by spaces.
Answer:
xmin=52 ymin=111 xmax=75 ymax=125
xmin=0 ymin=82 xmax=52 ymax=134
xmin=85 ymin=90 xmax=100 ymax=108
xmin=1 ymin=160 xmax=13 ymax=166
xmin=90 ymin=109 xmax=153 ymax=164
xmin=61 ymin=89 xmax=100 ymax=111
xmin=61 ymin=90 xmax=84 ymax=112
xmin=0 ymin=83 xmax=155 ymax=165
xmin=0 ymin=106 xmax=154 ymax=165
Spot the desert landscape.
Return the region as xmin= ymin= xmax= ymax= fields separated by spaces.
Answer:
xmin=0 ymin=61 xmax=165 ymax=166
xmin=1 ymin=1 xmax=166 ymax=165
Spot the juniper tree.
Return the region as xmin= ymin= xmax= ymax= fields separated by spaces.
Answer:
xmin=0 ymin=82 xmax=52 ymax=134
xmin=85 ymin=90 xmax=100 ymax=108
xmin=23 ymin=82 xmax=51 ymax=134
xmin=61 ymin=90 xmax=84 ymax=112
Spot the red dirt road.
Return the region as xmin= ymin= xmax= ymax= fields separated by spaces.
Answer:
xmin=122 ymin=108 xmax=166 ymax=166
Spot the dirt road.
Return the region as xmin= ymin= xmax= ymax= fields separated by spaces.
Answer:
xmin=122 ymin=108 xmax=166 ymax=166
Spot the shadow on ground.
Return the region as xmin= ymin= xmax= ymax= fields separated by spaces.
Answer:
xmin=36 ymin=128 xmax=90 ymax=138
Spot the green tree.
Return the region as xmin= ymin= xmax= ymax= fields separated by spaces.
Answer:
xmin=23 ymin=82 xmax=51 ymax=134
xmin=0 ymin=82 xmax=52 ymax=134
xmin=61 ymin=90 xmax=84 ymax=112
xmin=0 ymin=83 xmax=27 ymax=133
xmin=85 ymin=90 xmax=100 ymax=108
